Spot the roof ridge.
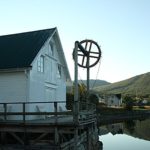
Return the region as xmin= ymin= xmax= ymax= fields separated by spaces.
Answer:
xmin=0 ymin=27 xmax=56 ymax=37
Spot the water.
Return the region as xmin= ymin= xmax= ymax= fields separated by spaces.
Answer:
xmin=99 ymin=118 xmax=150 ymax=150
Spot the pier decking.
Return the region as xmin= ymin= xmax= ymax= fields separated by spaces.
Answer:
xmin=0 ymin=101 xmax=99 ymax=150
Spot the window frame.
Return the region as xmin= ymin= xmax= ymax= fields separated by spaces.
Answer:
xmin=49 ymin=42 xmax=54 ymax=56
xmin=57 ymin=64 xmax=61 ymax=78
xmin=37 ymin=55 xmax=44 ymax=73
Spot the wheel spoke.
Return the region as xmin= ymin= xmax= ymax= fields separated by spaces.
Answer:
xmin=89 ymin=56 xmax=99 ymax=59
xmin=89 ymin=51 xmax=99 ymax=54
xmin=78 ymin=54 xmax=85 ymax=57
xmin=85 ymin=41 xmax=88 ymax=51
xmin=89 ymin=41 xmax=92 ymax=53
xmin=82 ymin=56 xmax=85 ymax=66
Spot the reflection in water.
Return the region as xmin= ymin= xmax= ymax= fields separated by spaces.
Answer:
xmin=124 ymin=120 xmax=136 ymax=134
xmin=99 ymin=118 xmax=150 ymax=150
xmin=124 ymin=119 xmax=150 ymax=141
xmin=107 ymin=123 xmax=123 ymax=135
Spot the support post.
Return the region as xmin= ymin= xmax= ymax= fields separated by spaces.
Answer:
xmin=73 ymin=41 xmax=79 ymax=124
xmin=73 ymin=41 xmax=79 ymax=150
xmin=4 ymin=103 xmax=7 ymax=121
xmin=1 ymin=132 xmax=6 ymax=145
xmin=54 ymin=102 xmax=59 ymax=145
xmin=74 ymin=127 xmax=78 ymax=150
xmin=23 ymin=129 xmax=29 ymax=145
xmin=87 ymin=127 xmax=91 ymax=150
xmin=54 ymin=102 xmax=58 ymax=124
xmin=23 ymin=103 xmax=26 ymax=124
xmin=86 ymin=56 xmax=90 ymax=110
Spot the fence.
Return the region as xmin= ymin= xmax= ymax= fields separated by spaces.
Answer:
xmin=0 ymin=101 xmax=96 ymax=124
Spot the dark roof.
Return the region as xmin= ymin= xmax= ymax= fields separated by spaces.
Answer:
xmin=0 ymin=28 xmax=56 ymax=69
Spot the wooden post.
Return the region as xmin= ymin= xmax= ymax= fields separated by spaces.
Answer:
xmin=4 ymin=103 xmax=7 ymax=121
xmin=74 ymin=127 xmax=78 ymax=150
xmin=86 ymin=55 xmax=90 ymax=110
xmin=87 ymin=127 xmax=91 ymax=150
xmin=73 ymin=42 xmax=79 ymax=150
xmin=54 ymin=102 xmax=59 ymax=145
xmin=23 ymin=130 xmax=28 ymax=146
xmin=74 ymin=41 xmax=79 ymax=124
xmin=54 ymin=102 xmax=58 ymax=124
xmin=1 ymin=132 xmax=6 ymax=145
xmin=87 ymin=56 xmax=90 ymax=98
xmin=23 ymin=103 xmax=26 ymax=124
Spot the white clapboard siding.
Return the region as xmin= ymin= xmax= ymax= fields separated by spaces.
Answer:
xmin=0 ymin=72 xmax=27 ymax=120
xmin=0 ymin=72 xmax=27 ymax=103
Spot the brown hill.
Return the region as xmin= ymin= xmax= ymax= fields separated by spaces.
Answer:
xmin=94 ymin=72 xmax=150 ymax=96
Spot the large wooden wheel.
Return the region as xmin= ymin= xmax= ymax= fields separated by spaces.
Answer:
xmin=73 ymin=40 xmax=101 ymax=68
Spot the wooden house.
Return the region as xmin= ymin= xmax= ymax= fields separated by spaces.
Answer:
xmin=0 ymin=28 xmax=71 ymax=119
xmin=105 ymin=94 xmax=122 ymax=107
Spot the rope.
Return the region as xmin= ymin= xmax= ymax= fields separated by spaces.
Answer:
xmin=78 ymin=68 xmax=86 ymax=87
xmin=77 ymin=60 xmax=101 ymax=91
xmin=91 ymin=60 xmax=101 ymax=90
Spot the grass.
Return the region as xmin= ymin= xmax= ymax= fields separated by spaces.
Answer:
xmin=94 ymin=72 xmax=150 ymax=96
xmin=133 ymin=106 xmax=150 ymax=110
xmin=97 ymin=105 xmax=150 ymax=115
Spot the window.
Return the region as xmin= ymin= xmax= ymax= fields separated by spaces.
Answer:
xmin=57 ymin=64 xmax=61 ymax=78
xmin=111 ymin=100 xmax=114 ymax=104
xmin=49 ymin=42 xmax=54 ymax=56
xmin=37 ymin=56 xmax=44 ymax=72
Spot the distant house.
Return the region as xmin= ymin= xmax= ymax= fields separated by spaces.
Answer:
xmin=137 ymin=99 xmax=148 ymax=106
xmin=98 ymin=95 xmax=105 ymax=103
xmin=0 ymin=28 xmax=71 ymax=119
xmin=142 ymin=99 xmax=148 ymax=104
xmin=105 ymin=94 xmax=122 ymax=107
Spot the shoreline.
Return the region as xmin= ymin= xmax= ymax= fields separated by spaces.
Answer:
xmin=97 ymin=109 xmax=150 ymax=125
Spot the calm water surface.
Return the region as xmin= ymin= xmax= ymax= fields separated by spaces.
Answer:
xmin=99 ymin=118 xmax=150 ymax=150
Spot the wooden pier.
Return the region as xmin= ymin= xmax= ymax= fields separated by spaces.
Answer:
xmin=0 ymin=101 xmax=100 ymax=150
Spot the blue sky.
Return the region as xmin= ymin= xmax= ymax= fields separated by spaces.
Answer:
xmin=0 ymin=0 xmax=149 ymax=83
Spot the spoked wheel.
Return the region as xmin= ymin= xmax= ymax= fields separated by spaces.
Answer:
xmin=73 ymin=40 xmax=101 ymax=68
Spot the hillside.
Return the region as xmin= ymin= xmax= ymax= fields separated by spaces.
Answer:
xmin=79 ymin=79 xmax=110 ymax=89
xmin=66 ymin=79 xmax=110 ymax=93
xmin=94 ymin=72 xmax=150 ymax=96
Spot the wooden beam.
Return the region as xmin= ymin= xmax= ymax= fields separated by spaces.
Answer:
xmin=1 ymin=132 xmax=6 ymax=144
xmin=0 ymin=111 xmax=73 ymax=116
xmin=9 ymin=132 xmax=24 ymax=145
xmin=32 ymin=132 xmax=48 ymax=144
xmin=74 ymin=127 xmax=78 ymax=150
xmin=0 ymin=125 xmax=76 ymax=133
xmin=59 ymin=133 xmax=68 ymax=143
xmin=55 ymin=127 xmax=59 ymax=145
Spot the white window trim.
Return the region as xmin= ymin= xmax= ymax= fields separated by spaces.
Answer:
xmin=57 ymin=64 xmax=61 ymax=78
xmin=37 ymin=55 xmax=44 ymax=73
xmin=49 ymin=41 xmax=54 ymax=57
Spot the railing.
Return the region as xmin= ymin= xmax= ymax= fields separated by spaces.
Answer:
xmin=0 ymin=101 xmax=96 ymax=124
xmin=74 ymin=101 xmax=96 ymax=123
xmin=0 ymin=101 xmax=71 ymax=123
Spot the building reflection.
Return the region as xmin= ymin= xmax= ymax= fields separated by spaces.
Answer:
xmin=99 ymin=122 xmax=123 ymax=136
xmin=107 ymin=123 xmax=123 ymax=135
xmin=99 ymin=118 xmax=150 ymax=141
